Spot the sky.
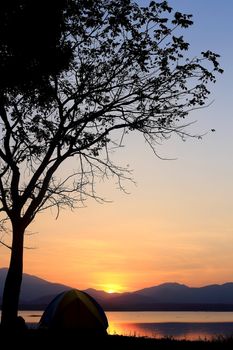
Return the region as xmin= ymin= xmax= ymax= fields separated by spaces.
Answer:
xmin=1 ymin=0 xmax=233 ymax=293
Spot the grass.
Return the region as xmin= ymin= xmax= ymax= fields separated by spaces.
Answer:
xmin=1 ymin=329 xmax=233 ymax=349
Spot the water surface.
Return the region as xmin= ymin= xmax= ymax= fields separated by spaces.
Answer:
xmin=15 ymin=310 xmax=233 ymax=340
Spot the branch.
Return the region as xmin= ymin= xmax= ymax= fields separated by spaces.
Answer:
xmin=20 ymin=108 xmax=67 ymax=208
xmin=0 ymin=177 xmax=10 ymax=216
xmin=23 ymin=151 xmax=69 ymax=225
xmin=0 ymin=239 xmax=12 ymax=250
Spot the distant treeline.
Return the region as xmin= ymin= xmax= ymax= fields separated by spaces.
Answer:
xmin=1 ymin=303 xmax=233 ymax=312
xmin=103 ymin=303 xmax=233 ymax=312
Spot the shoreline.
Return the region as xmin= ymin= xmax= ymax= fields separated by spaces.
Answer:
xmin=0 ymin=330 xmax=233 ymax=349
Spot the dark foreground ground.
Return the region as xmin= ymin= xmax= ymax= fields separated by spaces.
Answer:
xmin=0 ymin=330 xmax=233 ymax=350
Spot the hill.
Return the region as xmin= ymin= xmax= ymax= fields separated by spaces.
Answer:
xmin=135 ymin=282 xmax=233 ymax=304
xmin=0 ymin=268 xmax=70 ymax=306
xmin=1 ymin=268 xmax=233 ymax=310
xmin=104 ymin=282 xmax=233 ymax=311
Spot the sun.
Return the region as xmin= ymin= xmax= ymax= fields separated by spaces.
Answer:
xmin=106 ymin=289 xmax=116 ymax=294
xmin=103 ymin=283 xmax=122 ymax=294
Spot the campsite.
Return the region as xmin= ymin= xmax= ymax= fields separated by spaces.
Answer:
xmin=1 ymin=287 xmax=233 ymax=349
xmin=1 ymin=288 xmax=233 ymax=349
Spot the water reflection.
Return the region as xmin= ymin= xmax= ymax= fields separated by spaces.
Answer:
xmin=108 ymin=322 xmax=233 ymax=340
xmin=15 ymin=311 xmax=233 ymax=340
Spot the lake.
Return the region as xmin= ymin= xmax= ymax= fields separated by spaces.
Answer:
xmin=11 ymin=311 xmax=233 ymax=340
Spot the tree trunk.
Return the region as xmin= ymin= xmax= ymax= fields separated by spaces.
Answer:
xmin=1 ymin=222 xmax=25 ymax=328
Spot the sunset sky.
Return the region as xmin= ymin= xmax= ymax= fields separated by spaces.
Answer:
xmin=1 ymin=0 xmax=233 ymax=293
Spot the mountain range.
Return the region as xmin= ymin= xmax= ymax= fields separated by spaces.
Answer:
xmin=1 ymin=268 xmax=233 ymax=311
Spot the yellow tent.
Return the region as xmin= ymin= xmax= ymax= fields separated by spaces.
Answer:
xmin=39 ymin=289 xmax=108 ymax=333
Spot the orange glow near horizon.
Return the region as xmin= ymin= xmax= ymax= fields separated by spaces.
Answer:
xmin=92 ymin=272 xmax=128 ymax=293
xmin=1 ymin=163 xmax=233 ymax=292
xmin=1 ymin=188 xmax=233 ymax=293
xmin=106 ymin=288 xmax=118 ymax=294
xmin=101 ymin=284 xmax=123 ymax=294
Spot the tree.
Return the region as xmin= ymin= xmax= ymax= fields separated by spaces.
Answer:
xmin=0 ymin=0 xmax=222 ymax=328
xmin=0 ymin=0 xmax=72 ymax=94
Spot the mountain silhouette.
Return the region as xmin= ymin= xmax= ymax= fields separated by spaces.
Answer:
xmin=0 ymin=268 xmax=70 ymax=305
xmin=135 ymin=282 xmax=233 ymax=304
xmin=1 ymin=268 xmax=233 ymax=310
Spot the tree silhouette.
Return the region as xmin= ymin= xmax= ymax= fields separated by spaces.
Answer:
xmin=0 ymin=0 xmax=72 ymax=95
xmin=0 ymin=0 xmax=222 ymax=328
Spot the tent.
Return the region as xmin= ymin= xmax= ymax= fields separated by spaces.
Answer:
xmin=39 ymin=289 xmax=108 ymax=333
